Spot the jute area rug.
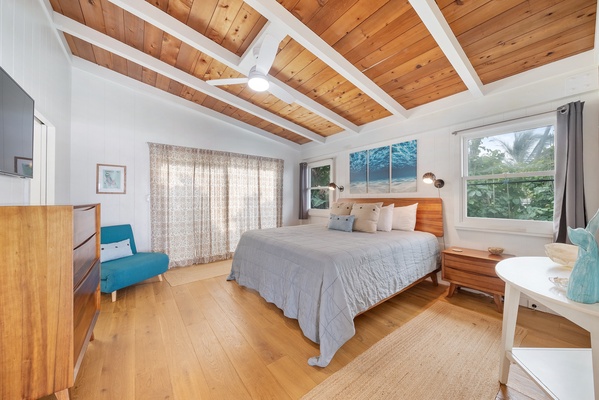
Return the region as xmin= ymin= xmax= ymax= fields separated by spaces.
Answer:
xmin=163 ymin=259 xmax=232 ymax=287
xmin=303 ymin=301 xmax=529 ymax=400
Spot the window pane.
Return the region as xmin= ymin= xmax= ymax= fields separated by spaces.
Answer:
xmin=311 ymin=188 xmax=329 ymax=209
xmin=311 ymin=165 xmax=330 ymax=187
xmin=468 ymin=125 xmax=554 ymax=176
xmin=466 ymin=177 xmax=554 ymax=221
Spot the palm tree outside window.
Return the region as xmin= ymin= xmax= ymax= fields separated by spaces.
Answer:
xmin=463 ymin=120 xmax=555 ymax=222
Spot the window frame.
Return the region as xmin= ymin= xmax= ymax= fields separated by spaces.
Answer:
xmin=457 ymin=114 xmax=556 ymax=236
xmin=307 ymin=158 xmax=334 ymax=217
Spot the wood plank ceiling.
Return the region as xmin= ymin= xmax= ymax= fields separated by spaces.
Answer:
xmin=49 ymin=0 xmax=596 ymax=146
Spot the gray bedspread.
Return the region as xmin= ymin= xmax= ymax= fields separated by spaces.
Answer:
xmin=227 ymin=224 xmax=440 ymax=367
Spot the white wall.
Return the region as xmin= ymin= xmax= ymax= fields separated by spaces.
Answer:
xmin=300 ymin=55 xmax=599 ymax=257
xmin=70 ymin=67 xmax=301 ymax=252
xmin=0 ymin=0 xmax=72 ymax=204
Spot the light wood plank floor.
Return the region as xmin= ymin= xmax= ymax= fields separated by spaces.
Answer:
xmin=58 ymin=273 xmax=590 ymax=400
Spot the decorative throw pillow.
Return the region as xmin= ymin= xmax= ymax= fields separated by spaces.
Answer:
xmin=330 ymin=201 xmax=354 ymax=216
xmin=392 ymin=203 xmax=418 ymax=231
xmin=328 ymin=214 xmax=355 ymax=232
xmin=351 ymin=203 xmax=382 ymax=233
xmin=100 ymin=238 xmax=134 ymax=262
xmin=377 ymin=204 xmax=395 ymax=232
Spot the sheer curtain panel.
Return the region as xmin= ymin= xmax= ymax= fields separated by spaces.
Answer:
xmin=149 ymin=143 xmax=283 ymax=267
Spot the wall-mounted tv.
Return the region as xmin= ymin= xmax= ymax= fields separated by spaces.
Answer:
xmin=0 ymin=66 xmax=35 ymax=179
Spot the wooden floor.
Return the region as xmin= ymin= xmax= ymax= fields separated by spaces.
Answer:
xmin=59 ymin=272 xmax=590 ymax=400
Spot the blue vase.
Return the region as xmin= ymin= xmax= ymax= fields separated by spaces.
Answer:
xmin=566 ymin=224 xmax=599 ymax=303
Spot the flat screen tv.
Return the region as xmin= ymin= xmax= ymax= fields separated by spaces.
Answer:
xmin=0 ymin=66 xmax=35 ymax=178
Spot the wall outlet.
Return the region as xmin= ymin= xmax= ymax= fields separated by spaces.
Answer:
xmin=526 ymin=300 xmax=553 ymax=314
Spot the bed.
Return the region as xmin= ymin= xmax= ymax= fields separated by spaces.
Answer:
xmin=227 ymin=198 xmax=443 ymax=367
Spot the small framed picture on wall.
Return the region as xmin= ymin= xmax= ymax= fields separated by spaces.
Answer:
xmin=96 ymin=164 xmax=126 ymax=194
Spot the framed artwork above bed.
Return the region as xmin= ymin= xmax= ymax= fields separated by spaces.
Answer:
xmin=349 ymin=140 xmax=417 ymax=194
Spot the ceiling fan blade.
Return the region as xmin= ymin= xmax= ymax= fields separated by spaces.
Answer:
xmin=268 ymin=80 xmax=296 ymax=104
xmin=206 ymin=78 xmax=248 ymax=86
xmin=255 ymin=34 xmax=279 ymax=75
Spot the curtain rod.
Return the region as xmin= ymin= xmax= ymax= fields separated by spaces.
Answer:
xmin=451 ymin=106 xmax=567 ymax=136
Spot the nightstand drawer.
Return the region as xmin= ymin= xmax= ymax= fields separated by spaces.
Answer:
xmin=443 ymin=254 xmax=498 ymax=277
xmin=443 ymin=266 xmax=505 ymax=294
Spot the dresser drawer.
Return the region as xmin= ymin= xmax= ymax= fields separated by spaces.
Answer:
xmin=443 ymin=266 xmax=505 ymax=294
xmin=443 ymin=254 xmax=498 ymax=277
xmin=73 ymin=260 xmax=100 ymax=367
xmin=74 ymin=205 xmax=97 ymax=249
xmin=73 ymin=234 xmax=97 ymax=288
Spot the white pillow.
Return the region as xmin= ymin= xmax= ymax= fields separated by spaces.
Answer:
xmin=330 ymin=201 xmax=354 ymax=216
xmin=377 ymin=204 xmax=394 ymax=232
xmin=392 ymin=203 xmax=418 ymax=231
xmin=101 ymin=238 xmax=134 ymax=262
xmin=351 ymin=203 xmax=382 ymax=233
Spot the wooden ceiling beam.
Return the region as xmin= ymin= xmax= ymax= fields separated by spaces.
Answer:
xmin=107 ymin=0 xmax=359 ymax=134
xmin=243 ymin=0 xmax=410 ymax=119
xmin=53 ymin=11 xmax=326 ymax=144
xmin=408 ymin=0 xmax=485 ymax=98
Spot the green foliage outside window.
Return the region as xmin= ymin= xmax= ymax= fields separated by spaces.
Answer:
xmin=310 ymin=165 xmax=330 ymax=209
xmin=466 ymin=126 xmax=554 ymax=221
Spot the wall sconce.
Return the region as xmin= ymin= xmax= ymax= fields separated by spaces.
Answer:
xmin=422 ymin=172 xmax=445 ymax=189
xmin=328 ymin=182 xmax=344 ymax=192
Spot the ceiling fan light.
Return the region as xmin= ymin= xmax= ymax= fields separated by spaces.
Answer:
xmin=247 ymin=69 xmax=269 ymax=92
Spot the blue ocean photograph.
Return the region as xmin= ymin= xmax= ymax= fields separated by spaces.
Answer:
xmin=367 ymin=146 xmax=390 ymax=193
xmin=350 ymin=150 xmax=368 ymax=193
xmin=391 ymin=140 xmax=417 ymax=192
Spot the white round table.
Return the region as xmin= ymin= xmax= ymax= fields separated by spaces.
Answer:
xmin=496 ymin=256 xmax=599 ymax=400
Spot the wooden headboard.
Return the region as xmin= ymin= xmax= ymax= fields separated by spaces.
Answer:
xmin=340 ymin=198 xmax=444 ymax=237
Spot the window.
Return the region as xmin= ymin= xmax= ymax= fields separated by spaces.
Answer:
xmin=460 ymin=115 xmax=555 ymax=234
xmin=309 ymin=159 xmax=333 ymax=210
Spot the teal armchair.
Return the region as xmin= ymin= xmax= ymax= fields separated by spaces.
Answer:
xmin=100 ymin=224 xmax=169 ymax=302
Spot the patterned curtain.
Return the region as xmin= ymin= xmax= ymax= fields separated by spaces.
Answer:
xmin=149 ymin=143 xmax=284 ymax=267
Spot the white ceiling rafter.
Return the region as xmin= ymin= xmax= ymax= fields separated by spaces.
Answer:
xmin=243 ymin=0 xmax=410 ymax=119
xmin=52 ymin=12 xmax=326 ymax=144
xmin=71 ymin=58 xmax=302 ymax=150
xmin=107 ymin=0 xmax=359 ymax=134
xmin=107 ymin=0 xmax=240 ymax=70
xmin=409 ymin=0 xmax=485 ymax=97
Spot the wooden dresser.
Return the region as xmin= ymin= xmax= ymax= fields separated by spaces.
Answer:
xmin=0 ymin=204 xmax=101 ymax=400
xmin=442 ymin=247 xmax=513 ymax=312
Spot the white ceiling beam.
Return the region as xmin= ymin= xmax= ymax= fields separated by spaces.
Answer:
xmin=243 ymin=0 xmax=409 ymax=118
xmin=409 ymin=0 xmax=485 ymax=97
xmin=53 ymin=12 xmax=325 ymax=144
xmin=71 ymin=58 xmax=301 ymax=150
xmin=107 ymin=0 xmax=358 ymax=133
xmin=107 ymin=0 xmax=240 ymax=70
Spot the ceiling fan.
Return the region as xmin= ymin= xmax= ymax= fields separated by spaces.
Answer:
xmin=206 ymin=34 xmax=296 ymax=104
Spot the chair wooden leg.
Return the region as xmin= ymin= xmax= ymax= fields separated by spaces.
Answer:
xmin=111 ymin=291 xmax=117 ymax=302
xmin=158 ymin=274 xmax=163 ymax=282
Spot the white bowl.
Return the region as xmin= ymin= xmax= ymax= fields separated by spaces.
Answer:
xmin=544 ymin=243 xmax=579 ymax=268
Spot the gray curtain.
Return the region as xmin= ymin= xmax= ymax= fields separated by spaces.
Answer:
xmin=299 ymin=162 xmax=309 ymax=219
xmin=553 ymin=101 xmax=586 ymax=243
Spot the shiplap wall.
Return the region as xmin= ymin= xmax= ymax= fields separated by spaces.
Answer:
xmin=0 ymin=0 xmax=72 ymax=205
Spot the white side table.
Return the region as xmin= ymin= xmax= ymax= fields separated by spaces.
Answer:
xmin=496 ymin=257 xmax=599 ymax=400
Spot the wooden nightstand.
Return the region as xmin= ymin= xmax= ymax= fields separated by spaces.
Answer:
xmin=442 ymin=248 xmax=514 ymax=312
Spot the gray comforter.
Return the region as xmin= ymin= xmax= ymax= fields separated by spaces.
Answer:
xmin=227 ymin=224 xmax=440 ymax=367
